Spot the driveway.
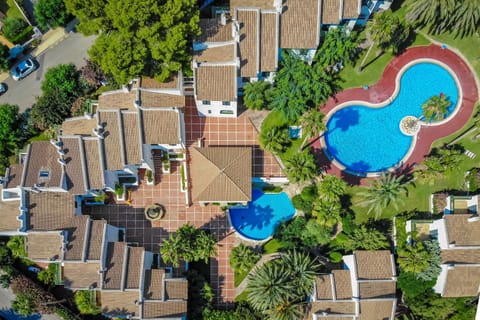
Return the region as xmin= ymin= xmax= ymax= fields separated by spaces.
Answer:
xmin=0 ymin=33 xmax=96 ymax=112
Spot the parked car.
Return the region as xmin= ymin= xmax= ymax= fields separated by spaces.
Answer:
xmin=0 ymin=83 xmax=6 ymax=94
xmin=10 ymin=58 xmax=38 ymax=81
xmin=27 ymin=266 xmax=40 ymax=274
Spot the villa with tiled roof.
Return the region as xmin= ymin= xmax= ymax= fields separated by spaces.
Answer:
xmin=310 ymin=250 xmax=397 ymax=319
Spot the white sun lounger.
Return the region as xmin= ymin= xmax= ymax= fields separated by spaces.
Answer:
xmin=465 ymin=150 xmax=477 ymax=159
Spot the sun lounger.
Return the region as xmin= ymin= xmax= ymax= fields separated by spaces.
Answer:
xmin=464 ymin=150 xmax=477 ymax=159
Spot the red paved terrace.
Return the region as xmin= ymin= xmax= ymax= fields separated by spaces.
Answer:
xmin=86 ymin=98 xmax=284 ymax=306
xmin=311 ymin=44 xmax=479 ymax=185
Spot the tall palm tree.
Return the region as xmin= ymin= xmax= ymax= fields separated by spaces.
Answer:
xmin=367 ymin=9 xmax=411 ymax=55
xmin=263 ymin=300 xmax=305 ymax=320
xmin=247 ymin=261 xmax=294 ymax=312
xmin=451 ymin=0 xmax=480 ymax=37
xmin=260 ymin=126 xmax=290 ymax=154
xmin=279 ymin=250 xmax=321 ymax=297
xmin=285 ymin=150 xmax=319 ymax=183
xmin=7 ymin=236 xmax=25 ymax=258
xmin=317 ymin=174 xmax=347 ymax=203
xmin=160 ymin=234 xmax=183 ymax=267
xmin=243 ymin=80 xmax=271 ymax=110
xmin=357 ymin=173 xmax=408 ymax=219
xmin=421 ymin=94 xmax=452 ymax=122
xmin=311 ymin=200 xmax=342 ymax=228
xmin=397 ymin=243 xmax=430 ymax=274
xmin=229 ymin=244 xmax=260 ymax=273
xmin=299 ymin=110 xmax=326 ymax=150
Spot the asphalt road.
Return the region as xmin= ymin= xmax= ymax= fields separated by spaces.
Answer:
xmin=0 ymin=33 xmax=96 ymax=112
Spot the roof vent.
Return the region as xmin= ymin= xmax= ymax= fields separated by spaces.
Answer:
xmin=468 ymin=216 xmax=480 ymax=222
xmin=220 ymin=12 xmax=227 ymax=26
xmin=57 ymin=158 xmax=67 ymax=166
xmin=93 ymin=128 xmax=104 ymax=139
xmin=50 ymin=139 xmax=62 ymax=150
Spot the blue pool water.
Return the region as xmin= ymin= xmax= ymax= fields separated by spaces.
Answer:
xmin=325 ymin=62 xmax=459 ymax=173
xmin=229 ymin=189 xmax=296 ymax=241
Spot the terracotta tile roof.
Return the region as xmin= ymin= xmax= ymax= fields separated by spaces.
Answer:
xmin=103 ymin=242 xmax=127 ymax=290
xmin=141 ymin=75 xmax=178 ymax=89
xmin=196 ymin=65 xmax=237 ymax=101
xmin=280 ymin=0 xmax=320 ymax=48
xmin=98 ymin=110 xmax=125 ymax=171
xmin=230 ymin=0 xmax=273 ymax=13
xmin=101 ymin=291 xmax=140 ymax=317
xmin=138 ymin=91 xmax=185 ymax=108
xmin=125 ymin=247 xmax=144 ymax=289
xmin=142 ymin=301 xmax=187 ymax=319
xmin=442 ymin=266 xmax=480 ymax=297
xmin=315 ymin=274 xmax=333 ymax=299
xmin=333 ymin=270 xmax=352 ymax=299
xmin=358 ymin=281 xmax=396 ymax=299
xmin=260 ymin=12 xmax=278 ymax=72
xmin=441 ymin=249 xmax=480 ymax=264
xmin=444 ymin=214 xmax=480 ymax=246
xmin=164 ymin=279 xmax=188 ymax=300
xmin=0 ymin=197 xmax=22 ymax=231
xmin=98 ymin=90 xmax=137 ymax=110
xmin=121 ymin=111 xmax=142 ymax=165
xmin=82 ymin=138 xmax=104 ymax=190
xmin=61 ymin=137 xmax=86 ymax=195
xmin=64 ymin=215 xmax=90 ymax=261
xmin=141 ymin=109 xmax=181 ymax=145
xmin=63 ymin=262 xmax=101 ymax=289
xmin=311 ymin=301 xmax=357 ymax=315
xmin=26 ymin=232 xmax=64 ymax=261
xmin=342 ymin=0 xmax=360 ymax=19
xmin=22 ymin=142 xmax=64 ymax=189
xmin=144 ymin=269 xmax=165 ymax=300
xmin=237 ymin=9 xmax=259 ymax=77
xmin=5 ymin=164 xmax=23 ymax=188
xmin=26 ymin=191 xmax=75 ymax=231
xmin=357 ymin=300 xmax=395 ymax=320
xmin=197 ymin=19 xmax=233 ymax=43
xmin=322 ymin=0 xmax=341 ymax=24
xmin=354 ymin=251 xmax=395 ymax=280
xmin=61 ymin=117 xmax=97 ymax=136
xmin=194 ymin=44 xmax=236 ymax=63
xmin=86 ymin=220 xmax=106 ymax=261
xmin=190 ymin=147 xmax=252 ymax=202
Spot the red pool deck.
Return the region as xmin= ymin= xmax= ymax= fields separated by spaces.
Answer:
xmin=311 ymin=44 xmax=479 ymax=185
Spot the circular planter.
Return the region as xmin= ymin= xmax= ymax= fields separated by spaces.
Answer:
xmin=144 ymin=204 xmax=165 ymax=221
xmin=400 ymin=116 xmax=421 ymax=136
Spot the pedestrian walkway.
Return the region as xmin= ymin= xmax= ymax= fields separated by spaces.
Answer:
xmin=0 ymin=35 xmax=14 ymax=49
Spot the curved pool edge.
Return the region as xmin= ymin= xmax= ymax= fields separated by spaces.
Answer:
xmin=314 ymin=44 xmax=478 ymax=181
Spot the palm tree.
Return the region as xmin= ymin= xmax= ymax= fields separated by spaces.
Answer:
xmin=317 ymin=174 xmax=347 ymax=203
xmin=451 ymin=0 xmax=480 ymax=37
xmin=263 ymin=300 xmax=305 ymax=320
xmin=260 ymin=126 xmax=290 ymax=154
xmin=332 ymin=226 xmax=389 ymax=252
xmin=243 ymin=81 xmax=271 ymax=110
xmin=299 ymin=110 xmax=326 ymax=150
xmin=247 ymin=261 xmax=294 ymax=313
xmin=194 ymin=230 xmax=217 ymax=263
xmin=316 ymin=27 xmax=360 ymax=67
xmin=367 ymin=9 xmax=411 ymax=55
xmin=311 ymin=200 xmax=341 ymax=229
xmin=357 ymin=173 xmax=408 ymax=219
xmin=7 ymin=236 xmax=25 ymax=258
xmin=285 ymin=150 xmax=318 ymax=183
xmin=160 ymin=235 xmax=183 ymax=267
xmin=229 ymin=244 xmax=260 ymax=273
xmin=421 ymin=94 xmax=452 ymax=122
xmin=279 ymin=250 xmax=321 ymax=297
xmin=397 ymin=243 xmax=430 ymax=274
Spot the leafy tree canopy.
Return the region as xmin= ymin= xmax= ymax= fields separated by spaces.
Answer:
xmin=2 ymin=17 xmax=28 ymax=42
xmin=243 ymin=80 xmax=271 ymax=110
xmin=316 ymin=27 xmax=360 ymax=67
xmin=331 ymin=225 xmax=389 ymax=252
xmin=0 ymin=44 xmax=9 ymax=72
xmin=42 ymin=63 xmax=82 ymax=98
xmin=74 ymin=290 xmax=100 ymax=315
xmin=34 ymin=0 xmax=70 ymax=30
xmin=66 ymin=0 xmax=200 ymax=84
xmin=367 ymin=9 xmax=411 ymax=55
xmin=12 ymin=294 xmax=36 ymax=316
xmin=6 ymin=236 xmax=25 ymax=258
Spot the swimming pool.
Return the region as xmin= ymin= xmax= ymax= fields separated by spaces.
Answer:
xmin=324 ymin=61 xmax=459 ymax=174
xmin=229 ymin=189 xmax=296 ymax=241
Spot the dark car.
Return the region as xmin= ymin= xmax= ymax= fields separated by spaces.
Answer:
xmin=0 ymin=83 xmax=6 ymax=94
xmin=11 ymin=58 xmax=38 ymax=81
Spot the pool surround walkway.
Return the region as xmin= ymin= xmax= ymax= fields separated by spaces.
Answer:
xmin=312 ymin=44 xmax=479 ymax=184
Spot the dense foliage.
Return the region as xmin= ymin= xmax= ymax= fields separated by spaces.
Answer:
xmin=285 ymin=150 xmax=318 ymax=183
xmin=243 ymin=81 xmax=271 ymax=110
xmin=259 ymin=126 xmax=290 ymax=154
xmin=34 ymin=0 xmax=70 ymax=30
xmin=315 ymin=27 xmax=360 ymax=67
xmin=331 ymin=225 xmax=389 ymax=252
xmin=0 ymin=44 xmax=9 ymax=71
xmin=274 ymin=216 xmax=331 ymax=249
xmin=422 ymin=94 xmax=452 ymax=122
xmin=0 ymin=104 xmax=21 ymax=173
xmin=74 ymin=290 xmax=100 ymax=315
xmin=367 ymin=9 xmax=412 ymax=55
xmin=229 ymin=244 xmax=260 ymax=273
xmin=65 ymin=0 xmax=201 ymax=84
xmin=405 ymin=291 xmax=477 ymax=320
xmin=2 ymin=17 xmax=28 ymax=42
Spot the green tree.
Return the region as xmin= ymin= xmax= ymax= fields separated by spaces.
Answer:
xmin=30 ymin=89 xmax=73 ymax=129
xmin=68 ymin=0 xmax=200 ymax=84
xmin=367 ymin=9 xmax=411 ymax=55
xmin=279 ymin=250 xmax=320 ymax=297
xmin=34 ymin=0 xmax=70 ymax=30
xmin=42 ymin=64 xmax=82 ymax=99
xmin=259 ymin=126 xmax=290 ymax=154
xmin=397 ymin=271 xmax=436 ymax=299
xmin=2 ymin=17 xmax=28 ymax=42
xmin=317 ymin=175 xmax=347 ymax=203
xmin=38 ymin=264 xmax=56 ymax=286
xmin=243 ymin=81 xmax=271 ymax=110
xmin=12 ymin=294 xmax=36 ymax=317
xmin=416 ymin=240 xmax=442 ymax=281
xmin=285 ymin=150 xmax=318 ymax=183
xmin=299 ymin=109 xmax=326 ymax=150
xmin=357 ymin=173 xmax=408 ymax=219
xmin=422 ymin=94 xmax=452 ymax=122
xmin=0 ymin=104 xmax=21 ymax=163
xmin=316 ymin=27 xmax=360 ymax=67
xmin=160 ymin=224 xmax=217 ymax=267
xmin=0 ymin=44 xmax=9 ymax=72
xmin=406 ymin=291 xmax=476 ymax=320
xmin=397 ymin=242 xmax=430 ymax=274
xmin=311 ymin=199 xmax=341 ymax=229
xmin=6 ymin=236 xmax=25 ymax=258
xmin=229 ymin=244 xmax=260 ymax=273
xmin=331 ymin=226 xmax=389 ymax=252
xmin=74 ymin=290 xmax=100 ymax=315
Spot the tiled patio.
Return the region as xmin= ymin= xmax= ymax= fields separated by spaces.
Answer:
xmin=85 ymin=99 xmax=285 ymax=306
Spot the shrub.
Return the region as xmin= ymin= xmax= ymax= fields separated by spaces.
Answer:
xmin=0 ymin=44 xmax=9 ymax=72
xmin=146 ymin=170 xmax=153 ymax=183
xmin=2 ymin=17 xmax=28 ymax=42
xmin=114 ymin=183 xmax=123 ymax=197
xmin=329 ymin=252 xmax=343 ymax=263
xmin=74 ymin=290 xmax=100 ymax=315
xmin=9 ymin=25 xmax=33 ymax=44
xmin=261 ymin=185 xmax=282 ymax=193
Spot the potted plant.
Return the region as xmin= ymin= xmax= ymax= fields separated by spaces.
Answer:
xmin=114 ymin=183 xmax=125 ymax=200
xmin=146 ymin=169 xmax=154 ymax=185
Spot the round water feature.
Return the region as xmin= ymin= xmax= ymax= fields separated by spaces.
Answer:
xmin=229 ymin=189 xmax=296 ymax=241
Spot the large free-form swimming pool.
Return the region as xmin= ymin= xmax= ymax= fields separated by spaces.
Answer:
xmin=229 ymin=189 xmax=295 ymax=241
xmin=324 ymin=62 xmax=459 ymax=174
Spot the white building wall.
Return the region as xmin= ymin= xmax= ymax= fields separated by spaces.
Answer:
xmin=195 ymin=99 xmax=238 ymax=118
xmin=433 ymin=265 xmax=449 ymax=295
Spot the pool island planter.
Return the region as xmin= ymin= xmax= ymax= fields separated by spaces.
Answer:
xmin=400 ymin=116 xmax=421 ymax=136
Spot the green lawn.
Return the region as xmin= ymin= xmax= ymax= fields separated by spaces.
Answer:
xmin=0 ymin=0 xmax=28 ymax=21
xmin=234 ymin=269 xmax=249 ymax=287
xmin=263 ymin=238 xmax=288 ymax=254
xmin=235 ymin=289 xmax=248 ymax=302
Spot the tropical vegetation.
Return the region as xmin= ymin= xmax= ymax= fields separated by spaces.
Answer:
xmin=315 ymin=27 xmax=360 ymax=67
xmin=243 ymin=81 xmax=271 ymax=110
xmin=421 ymin=94 xmax=452 ymax=122
xmin=299 ymin=109 xmax=326 ymax=150
xmin=331 ymin=225 xmax=389 ymax=252
xmin=230 ymin=244 xmax=260 ymax=274
xmin=74 ymin=290 xmax=100 ymax=315
xmin=259 ymin=126 xmax=290 ymax=154
xmin=367 ymin=9 xmax=412 ymax=55
xmin=34 ymin=0 xmax=70 ymax=30
xmin=284 ymin=150 xmax=318 ymax=183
